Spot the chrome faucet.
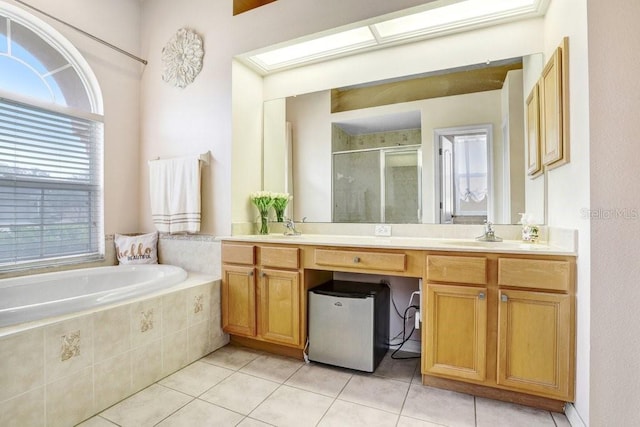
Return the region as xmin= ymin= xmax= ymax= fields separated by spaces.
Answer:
xmin=283 ymin=218 xmax=301 ymax=236
xmin=476 ymin=220 xmax=502 ymax=242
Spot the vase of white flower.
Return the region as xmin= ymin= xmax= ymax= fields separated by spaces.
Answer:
xmin=272 ymin=192 xmax=292 ymax=222
xmin=250 ymin=191 xmax=274 ymax=235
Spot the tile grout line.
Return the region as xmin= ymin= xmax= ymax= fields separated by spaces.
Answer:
xmin=313 ymin=367 xmax=358 ymax=426
xmin=242 ymin=356 xmax=307 ymax=424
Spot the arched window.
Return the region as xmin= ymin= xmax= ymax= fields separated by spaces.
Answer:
xmin=0 ymin=3 xmax=104 ymax=269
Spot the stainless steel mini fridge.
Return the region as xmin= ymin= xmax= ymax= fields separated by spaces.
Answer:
xmin=308 ymin=280 xmax=389 ymax=372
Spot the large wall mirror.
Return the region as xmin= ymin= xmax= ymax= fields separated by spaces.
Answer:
xmin=262 ymin=54 xmax=543 ymax=225
xmin=236 ymin=10 xmax=548 ymax=226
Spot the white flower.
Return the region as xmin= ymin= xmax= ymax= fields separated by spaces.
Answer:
xmin=162 ymin=28 xmax=204 ymax=89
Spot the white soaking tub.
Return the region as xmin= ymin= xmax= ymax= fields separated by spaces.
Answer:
xmin=0 ymin=264 xmax=188 ymax=328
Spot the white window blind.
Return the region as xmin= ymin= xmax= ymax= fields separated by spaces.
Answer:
xmin=0 ymin=97 xmax=103 ymax=267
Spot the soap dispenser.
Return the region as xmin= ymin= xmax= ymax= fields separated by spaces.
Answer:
xmin=519 ymin=213 xmax=539 ymax=243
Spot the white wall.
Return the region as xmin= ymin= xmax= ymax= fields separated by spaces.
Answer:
xmin=588 ymin=1 xmax=640 ymax=426
xmin=139 ymin=0 xmax=432 ymax=235
xmin=7 ymin=0 xmax=143 ymax=235
xmin=543 ymin=0 xmax=591 ymax=425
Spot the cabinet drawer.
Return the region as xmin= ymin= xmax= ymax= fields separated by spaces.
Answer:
xmin=260 ymin=246 xmax=300 ymax=269
xmin=427 ymin=255 xmax=487 ymax=285
xmin=222 ymin=243 xmax=255 ymax=265
xmin=314 ymin=248 xmax=406 ymax=272
xmin=498 ymin=258 xmax=571 ymax=291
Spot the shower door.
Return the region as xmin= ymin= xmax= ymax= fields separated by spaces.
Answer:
xmin=333 ymin=146 xmax=421 ymax=223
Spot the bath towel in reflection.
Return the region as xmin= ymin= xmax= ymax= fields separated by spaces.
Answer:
xmin=148 ymin=155 xmax=201 ymax=233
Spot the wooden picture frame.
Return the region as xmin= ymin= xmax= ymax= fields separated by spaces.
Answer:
xmin=526 ymin=83 xmax=542 ymax=177
xmin=540 ymin=38 xmax=569 ymax=169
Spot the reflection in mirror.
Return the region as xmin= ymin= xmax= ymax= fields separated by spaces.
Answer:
xmin=263 ymin=55 xmax=544 ymax=224
xmin=332 ymin=111 xmax=422 ymax=223
xmin=436 ymin=125 xmax=491 ymax=225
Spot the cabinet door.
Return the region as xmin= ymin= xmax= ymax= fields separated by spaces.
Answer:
xmin=424 ymin=284 xmax=487 ymax=382
xmin=259 ymin=268 xmax=301 ymax=347
xmin=497 ymin=289 xmax=571 ymax=400
xmin=222 ymin=265 xmax=256 ymax=337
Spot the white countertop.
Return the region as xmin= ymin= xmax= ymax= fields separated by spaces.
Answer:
xmin=219 ymin=234 xmax=575 ymax=256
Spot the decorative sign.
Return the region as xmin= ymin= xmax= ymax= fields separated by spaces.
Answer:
xmin=161 ymin=28 xmax=204 ymax=89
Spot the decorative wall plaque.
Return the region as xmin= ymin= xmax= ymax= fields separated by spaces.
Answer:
xmin=161 ymin=28 xmax=204 ymax=88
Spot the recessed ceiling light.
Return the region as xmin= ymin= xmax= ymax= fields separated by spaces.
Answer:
xmin=250 ymin=27 xmax=376 ymax=71
xmin=242 ymin=0 xmax=548 ymax=74
xmin=373 ymin=0 xmax=543 ymax=41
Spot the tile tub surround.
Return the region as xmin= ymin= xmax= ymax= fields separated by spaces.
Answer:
xmin=79 ymin=344 xmax=572 ymax=427
xmin=158 ymin=233 xmax=221 ymax=277
xmin=0 ymin=274 xmax=228 ymax=427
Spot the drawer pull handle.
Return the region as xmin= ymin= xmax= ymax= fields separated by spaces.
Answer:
xmin=501 ymin=294 xmax=508 ymax=302
xmin=479 ymin=292 xmax=485 ymax=300
xmin=353 ymin=256 xmax=361 ymax=263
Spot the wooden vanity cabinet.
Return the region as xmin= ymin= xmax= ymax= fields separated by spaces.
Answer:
xmin=424 ymin=255 xmax=489 ymax=382
xmin=222 ymin=239 xmax=576 ymax=409
xmin=496 ymin=258 xmax=574 ymax=400
xmin=258 ymin=246 xmax=301 ymax=346
xmin=221 ymin=242 xmax=306 ymax=350
xmin=422 ymin=253 xmax=575 ymax=406
xmin=221 ymin=244 xmax=256 ymax=337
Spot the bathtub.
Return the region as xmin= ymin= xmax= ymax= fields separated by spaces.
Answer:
xmin=0 ymin=264 xmax=228 ymax=427
xmin=0 ymin=264 xmax=188 ymax=328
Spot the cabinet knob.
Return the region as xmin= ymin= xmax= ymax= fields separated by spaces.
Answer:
xmin=501 ymin=294 xmax=508 ymax=302
xmin=248 ymin=271 xmax=254 ymax=277
xmin=353 ymin=256 xmax=360 ymax=263
xmin=260 ymin=271 xmax=266 ymax=278
xmin=479 ymin=292 xmax=485 ymax=300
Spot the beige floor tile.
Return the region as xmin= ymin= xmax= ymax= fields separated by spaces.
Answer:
xmin=240 ymin=354 xmax=304 ymax=383
xmin=285 ymin=363 xmax=353 ymax=397
xmin=373 ymin=353 xmax=419 ymax=383
xmin=411 ymin=365 xmax=423 ymax=385
xmin=76 ymin=416 xmax=119 ymax=426
xmin=552 ymin=412 xmax=572 ymax=427
xmin=100 ymin=384 xmax=192 ymax=427
xmin=156 ymin=398 xmax=244 ymax=426
xmin=396 ymin=416 xmax=445 ymax=427
xmin=199 ymin=372 xmax=279 ymax=415
xmin=236 ymin=417 xmax=274 ymax=426
xmin=201 ymin=345 xmax=261 ymax=370
xmin=401 ymin=384 xmax=475 ymax=426
xmin=318 ymin=399 xmax=399 ymax=427
xmin=475 ymin=397 xmax=555 ymax=427
xmin=250 ymin=385 xmax=333 ymax=427
xmin=338 ymin=374 xmax=409 ymax=414
xmin=159 ymin=360 xmax=233 ymax=396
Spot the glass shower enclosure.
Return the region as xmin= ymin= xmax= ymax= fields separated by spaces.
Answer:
xmin=332 ymin=146 xmax=422 ymax=223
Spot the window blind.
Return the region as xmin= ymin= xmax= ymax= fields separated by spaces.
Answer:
xmin=0 ymin=97 xmax=103 ymax=267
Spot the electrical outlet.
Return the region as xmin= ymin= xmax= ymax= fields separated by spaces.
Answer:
xmin=374 ymin=224 xmax=392 ymax=236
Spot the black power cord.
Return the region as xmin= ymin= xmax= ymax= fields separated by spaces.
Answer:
xmin=390 ymin=304 xmax=421 ymax=360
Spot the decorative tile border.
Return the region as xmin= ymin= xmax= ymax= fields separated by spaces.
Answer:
xmin=193 ymin=295 xmax=203 ymax=314
xmin=60 ymin=330 xmax=81 ymax=362
xmin=140 ymin=310 xmax=154 ymax=333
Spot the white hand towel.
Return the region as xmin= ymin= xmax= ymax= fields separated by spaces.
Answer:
xmin=148 ymin=155 xmax=201 ymax=233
